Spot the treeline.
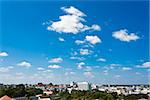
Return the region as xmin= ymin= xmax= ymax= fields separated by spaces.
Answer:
xmin=0 ymin=84 xmax=43 ymax=98
xmin=58 ymin=89 xmax=149 ymax=100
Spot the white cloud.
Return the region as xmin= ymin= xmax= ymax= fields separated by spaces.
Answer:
xmin=37 ymin=67 xmax=52 ymax=73
xmin=112 ymin=29 xmax=139 ymax=42
xmin=75 ymin=40 xmax=85 ymax=45
xmin=97 ymin=58 xmax=106 ymax=62
xmin=61 ymin=6 xmax=86 ymax=17
xmin=58 ymin=37 xmax=65 ymax=42
xmin=46 ymin=6 xmax=100 ymax=34
xmin=75 ymin=35 xmax=101 ymax=47
xmin=91 ymin=24 xmax=101 ymax=31
xmin=37 ymin=67 xmax=45 ymax=71
xmin=48 ymin=65 xmax=62 ymax=69
xmin=0 ymin=66 xmax=13 ymax=73
xmin=0 ymin=52 xmax=8 ymax=57
xmin=17 ymin=61 xmax=31 ymax=68
xmin=49 ymin=57 xmax=63 ymax=63
xmin=47 ymin=15 xmax=86 ymax=34
xmin=110 ymin=64 xmax=120 ymax=69
xmin=85 ymin=35 xmax=101 ymax=44
xmin=142 ymin=62 xmax=150 ymax=68
xmin=122 ymin=67 xmax=132 ymax=71
xmin=83 ymin=71 xmax=94 ymax=78
xmin=136 ymin=62 xmax=150 ymax=68
xmin=70 ymin=56 xmax=85 ymax=61
xmin=77 ymin=62 xmax=85 ymax=69
xmin=105 ymin=64 xmax=120 ymax=70
xmin=80 ymin=49 xmax=92 ymax=55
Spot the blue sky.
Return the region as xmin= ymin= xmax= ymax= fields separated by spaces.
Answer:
xmin=0 ymin=0 xmax=149 ymax=84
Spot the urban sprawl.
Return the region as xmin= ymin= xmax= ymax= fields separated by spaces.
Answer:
xmin=0 ymin=82 xmax=150 ymax=100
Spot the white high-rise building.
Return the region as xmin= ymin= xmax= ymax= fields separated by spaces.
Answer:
xmin=77 ymin=82 xmax=91 ymax=91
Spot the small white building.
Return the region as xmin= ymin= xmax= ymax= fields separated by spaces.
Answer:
xmin=39 ymin=98 xmax=51 ymax=100
xmin=77 ymin=82 xmax=91 ymax=91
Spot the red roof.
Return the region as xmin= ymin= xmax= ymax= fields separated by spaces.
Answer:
xmin=0 ymin=95 xmax=12 ymax=100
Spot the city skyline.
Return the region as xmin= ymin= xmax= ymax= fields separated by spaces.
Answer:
xmin=0 ymin=0 xmax=149 ymax=84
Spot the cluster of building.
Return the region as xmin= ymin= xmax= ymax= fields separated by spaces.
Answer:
xmin=0 ymin=82 xmax=150 ymax=100
xmin=35 ymin=82 xmax=150 ymax=96
xmin=98 ymin=85 xmax=150 ymax=96
xmin=35 ymin=82 xmax=91 ymax=94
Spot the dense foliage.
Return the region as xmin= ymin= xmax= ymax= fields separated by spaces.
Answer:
xmin=0 ymin=84 xmax=43 ymax=98
xmin=58 ymin=89 xmax=149 ymax=100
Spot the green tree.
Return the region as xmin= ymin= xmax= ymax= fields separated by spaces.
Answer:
xmin=106 ymin=94 xmax=114 ymax=100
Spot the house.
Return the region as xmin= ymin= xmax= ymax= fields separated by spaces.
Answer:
xmin=0 ymin=95 xmax=12 ymax=100
xmin=43 ymin=90 xmax=53 ymax=95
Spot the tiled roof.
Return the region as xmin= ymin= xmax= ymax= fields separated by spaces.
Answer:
xmin=0 ymin=95 xmax=12 ymax=100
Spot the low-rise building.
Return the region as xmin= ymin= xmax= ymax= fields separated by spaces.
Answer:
xmin=77 ymin=82 xmax=91 ymax=91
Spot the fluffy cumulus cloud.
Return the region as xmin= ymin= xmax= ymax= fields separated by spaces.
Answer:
xmin=49 ymin=57 xmax=63 ymax=63
xmin=17 ymin=61 xmax=31 ymax=68
xmin=91 ymin=25 xmax=101 ymax=31
xmin=136 ymin=62 xmax=150 ymax=68
xmin=85 ymin=35 xmax=101 ymax=44
xmin=0 ymin=66 xmax=13 ymax=73
xmin=83 ymin=71 xmax=94 ymax=78
xmin=112 ymin=29 xmax=139 ymax=42
xmin=122 ymin=67 xmax=132 ymax=71
xmin=48 ymin=65 xmax=62 ymax=69
xmin=46 ymin=6 xmax=100 ymax=34
xmin=75 ymin=35 xmax=101 ymax=46
xmin=80 ymin=49 xmax=92 ymax=55
xmin=0 ymin=52 xmax=8 ymax=57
